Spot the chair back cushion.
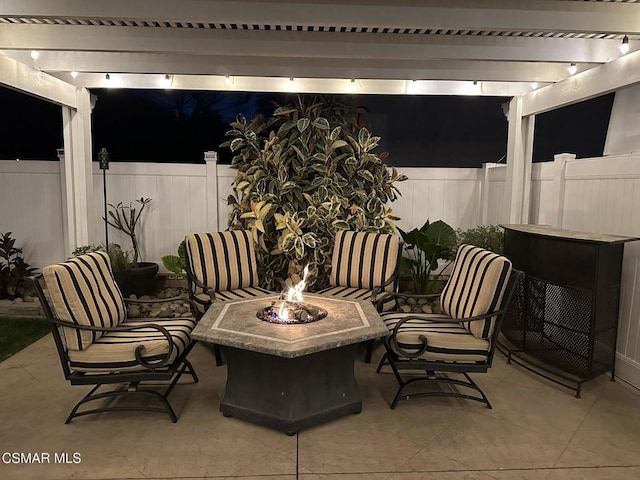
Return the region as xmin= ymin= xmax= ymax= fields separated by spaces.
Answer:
xmin=440 ymin=244 xmax=512 ymax=339
xmin=185 ymin=230 xmax=259 ymax=293
xmin=42 ymin=251 xmax=126 ymax=351
xmin=330 ymin=231 xmax=400 ymax=291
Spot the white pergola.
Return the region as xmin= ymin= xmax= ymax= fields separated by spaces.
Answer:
xmin=2 ymin=0 xmax=640 ymax=249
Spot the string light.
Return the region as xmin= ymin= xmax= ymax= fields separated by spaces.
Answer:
xmin=70 ymin=71 xmax=78 ymax=79
xmin=620 ymin=35 xmax=630 ymax=55
xmin=30 ymin=50 xmax=39 ymax=60
xmin=224 ymin=75 xmax=233 ymax=86
xmin=567 ymin=63 xmax=577 ymax=75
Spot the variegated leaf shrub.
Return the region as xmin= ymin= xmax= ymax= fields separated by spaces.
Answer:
xmin=222 ymin=95 xmax=407 ymax=291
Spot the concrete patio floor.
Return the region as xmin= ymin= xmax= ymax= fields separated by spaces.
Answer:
xmin=1 ymin=335 xmax=640 ymax=480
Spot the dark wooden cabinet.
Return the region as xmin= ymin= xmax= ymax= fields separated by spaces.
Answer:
xmin=500 ymin=224 xmax=638 ymax=397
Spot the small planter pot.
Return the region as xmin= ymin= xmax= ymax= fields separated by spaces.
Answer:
xmin=114 ymin=262 xmax=159 ymax=296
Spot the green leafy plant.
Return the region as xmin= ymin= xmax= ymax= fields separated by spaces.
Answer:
xmin=0 ymin=232 xmax=37 ymax=299
xmin=72 ymin=243 xmax=135 ymax=272
xmin=104 ymin=197 xmax=152 ymax=263
xmin=161 ymin=240 xmax=186 ymax=274
xmin=222 ymin=95 xmax=407 ymax=291
xmin=456 ymin=225 xmax=504 ymax=254
xmin=398 ymin=220 xmax=457 ymax=294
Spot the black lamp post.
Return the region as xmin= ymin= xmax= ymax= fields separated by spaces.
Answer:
xmin=98 ymin=147 xmax=110 ymax=247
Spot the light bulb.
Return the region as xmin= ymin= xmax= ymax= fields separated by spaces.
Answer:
xmin=30 ymin=50 xmax=39 ymax=60
xmin=620 ymin=35 xmax=630 ymax=55
xmin=530 ymin=82 xmax=538 ymax=90
xmin=568 ymin=63 xmax=577 ymax=75
xmin=70 ymin=71 xmax=78 ymax=79
xmin=224 ymin=75 xmax=233 ymax=86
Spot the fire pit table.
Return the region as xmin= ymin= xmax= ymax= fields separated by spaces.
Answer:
xmin=191 ymin=293 xmax=387 ymax=435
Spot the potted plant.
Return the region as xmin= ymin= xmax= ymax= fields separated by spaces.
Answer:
xmin=161 ymin=240 xmax=186 ymax=275
xmin=104 ymin=197 xmax=158 ymax=296
xmin=0 ymin=232 xmax=37 ymax=300
xmin=71 ymin=243 xmax=136 ymax=293
xmin=222 ymin=94 xmax=407 ymax=291
xmin=398 ymin=219 xmax=457 ymax=295
xmin=456 ymin=224 xmax=504 ymax=254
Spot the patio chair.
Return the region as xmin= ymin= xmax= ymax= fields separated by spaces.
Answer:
xmin=184 ymin=230 xmax=274 ymax=364
xmin=318 ymin=230 xmax=402 ymax=363
xmin=32 ymin=251 xmax=198 ymax=424
xmin=377 ymin=244 xmax=521 ymax=409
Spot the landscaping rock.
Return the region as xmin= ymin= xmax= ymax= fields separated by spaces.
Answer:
xmin=127 ymin=306 xmax=141 ymax=318
xmin=421 ymin=304 xmax=433 ymax=314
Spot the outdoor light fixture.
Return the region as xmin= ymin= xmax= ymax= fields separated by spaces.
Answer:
xmin=70 ymin=71 xmax=78 ymax=79
xmin=406 ymin=79 xmax=419 ymax=94
xmin=30 ymin=50 xmax=39 ymax=60
xmin=620 ymin=35 xmax=630 ymax=55
xmin=568 ymin=63 xmax=577 ymax=75
xmin=98 ymin=147 xmax=110 ymax=247
xmin=289 ymin=77 xmax=295 ymax=83
xmin=224 ymin=75 xmax=233 ymax=86
xmin=473 ymin=80 xmax=478 ymax=86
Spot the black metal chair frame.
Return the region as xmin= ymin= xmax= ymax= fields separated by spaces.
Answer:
xmin=32 ymin=276 xmax=199 ymax=424
xmin=377 ymin=269 xmax=523 ymax=409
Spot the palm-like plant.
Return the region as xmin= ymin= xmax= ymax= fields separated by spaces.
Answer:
xmin=399 ymin=219 xmax=457 ymax=294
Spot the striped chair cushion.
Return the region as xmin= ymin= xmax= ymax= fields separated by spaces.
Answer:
xmin=192 ymin=286 xmax=274 ymax=315
xmin=185 ymin=230 xmax=259 ymax=297
xmin=67 ymin=318 xmax=196 ymax=373
xmin=382 ymin=312 xmax=490 ymax=363
xmin=43 ymin=251 xmax=126 ymax=351
xmin=329 ymin=231 xmax=400 ymax=291
xmin=316 ymin=286 xmax=396 ymax=312
xmin=440 ymin=244 xmax=512 ymax=339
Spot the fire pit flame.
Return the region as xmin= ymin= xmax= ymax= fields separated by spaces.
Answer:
xmin=257 ymin=265 xmax=327 ymax=324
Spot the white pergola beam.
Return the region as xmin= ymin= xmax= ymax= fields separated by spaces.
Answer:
xmin=2 ymin=50 xmax=580 ymax=83
xmin=0 ymin=24 xmax=627 ymax=64
xmin=48 ymin=73 xmax=538 ymax=96
xmin=0 ymin=53 xmax=76 ymax=107
xmin=522 ymin=48 xmax=640 ymax=116
xmin=2 ymin=0 xmax=640 ymax=35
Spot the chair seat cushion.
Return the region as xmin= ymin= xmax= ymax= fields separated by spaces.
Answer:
xmin=192 ymin=286 xmax=274 ymax=314
xmin=317 ymin=286 xmax=395 ymax=312
xmin=67 ymin=318 xmax=196 ymax=373
xmin=381 ymin=312 xmax=490 ymax=363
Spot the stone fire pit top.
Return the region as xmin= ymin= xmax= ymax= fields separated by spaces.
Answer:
xmin=192 ymin=294 xmax=387 ymax=358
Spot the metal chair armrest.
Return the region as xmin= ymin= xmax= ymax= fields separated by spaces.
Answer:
xmin=387 ymin=307 xmax=508 ymax=359
xmin=49 ymin=317 xmax=176 ymax=370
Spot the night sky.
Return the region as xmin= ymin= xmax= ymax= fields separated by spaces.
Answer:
xmin=0 ymin=85 xmax=614 ymax=166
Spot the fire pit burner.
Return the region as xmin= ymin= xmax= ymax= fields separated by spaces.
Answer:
xmin=257 ymin=300 xmax=328 ymax=324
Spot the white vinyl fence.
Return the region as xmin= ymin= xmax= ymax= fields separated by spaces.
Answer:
xmin=2 ymin=152 xmax=640 ymax=389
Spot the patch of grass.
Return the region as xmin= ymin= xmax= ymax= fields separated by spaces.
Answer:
xmin=0 ymin=317 xmax=50 ymax=362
